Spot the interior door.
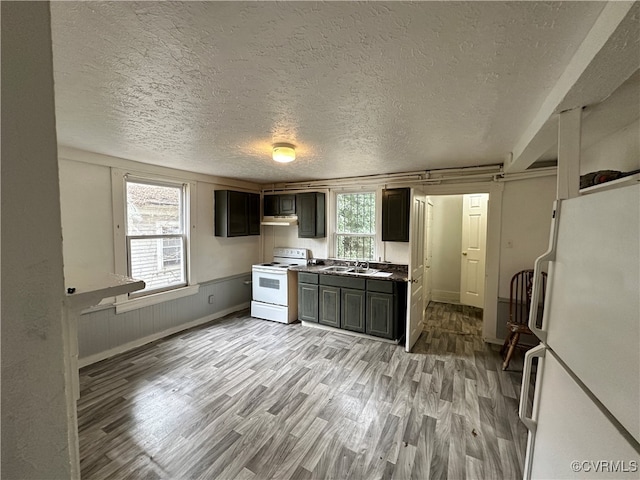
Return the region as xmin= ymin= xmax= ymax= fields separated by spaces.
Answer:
xmin=424 ymin=199 xmax=433 ymax=307
xmin=460 ymin=193 xmax=488 ymax=308
xmin=406 ymin=190 xmax=426 ymax=352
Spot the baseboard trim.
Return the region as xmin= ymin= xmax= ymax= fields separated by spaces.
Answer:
xmin=431 ymin=290 xmax=460 ymax=304
xmin=78 ymin=302 xmax=250 ymax=367
xmin=301 ymin=321 xmax=400 ymax=345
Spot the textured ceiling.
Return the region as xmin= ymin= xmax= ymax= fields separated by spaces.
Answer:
xmin=50 ymin=1 xmax=610 ymax=183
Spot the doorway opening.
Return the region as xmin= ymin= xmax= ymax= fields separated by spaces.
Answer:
xmin=426 ymin=193 xmax=489 ymax=309
xmin=405 ymin=183 xmax=502 ymax=353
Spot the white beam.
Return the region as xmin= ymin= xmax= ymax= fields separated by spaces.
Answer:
xmin=557 ymin=108 xmax=582 ymax=200
xmin=506 ymin=1 xmax=636 ymax=173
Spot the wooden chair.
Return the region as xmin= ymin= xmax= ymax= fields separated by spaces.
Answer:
xmin=500 ymin=269 xmax=547 ymax=370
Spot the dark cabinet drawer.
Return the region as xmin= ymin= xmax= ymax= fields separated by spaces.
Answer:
xmin=298 ymin=272 xmax=319 ymax=284
xmin=366 ymin=279 xmax=394 ymax=294
xmin=319 ymin=275 xmax=365 ymax=290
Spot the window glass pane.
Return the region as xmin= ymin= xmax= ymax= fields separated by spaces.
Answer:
xmin=336 ymin=192 xmax=376 ymax=261
xmin=126 ymin=182 xmax=182 ymax=235
xmin=129 ymin=237 xmax=185 ymax=292
xmin=336 ymin=234 xmax=375 ymax=260
xmin=337 ymin=193 xmax=375 ymax=234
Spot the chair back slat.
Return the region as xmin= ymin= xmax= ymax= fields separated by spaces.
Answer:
xmin=509 ymin=269 xmax=546 ymax=326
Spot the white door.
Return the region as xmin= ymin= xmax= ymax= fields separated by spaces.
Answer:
xmin=424 ymin=199 xmax=434 ymax=307
xmin=524 ymin=349 xmax=639 ymax=479
xmin=460 ymin=193 xmax=488 ymax=308
xmin=406 ymin=190 xmax=426 ymax=352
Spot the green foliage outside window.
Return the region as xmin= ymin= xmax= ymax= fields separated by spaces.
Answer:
xmin=336 ymin=192 xmax=375 ymax=261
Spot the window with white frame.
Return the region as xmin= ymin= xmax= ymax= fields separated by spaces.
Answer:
xmin=335 ymin=192 xmax=376 ymax=261
xmin=125 ymin=179 xmax=187 ymax=296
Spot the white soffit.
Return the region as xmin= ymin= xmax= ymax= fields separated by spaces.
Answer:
xmin=508 ymin=2 xmax=640 ymax=172
xmin=51 ymin=2 xmax=608 ymax=183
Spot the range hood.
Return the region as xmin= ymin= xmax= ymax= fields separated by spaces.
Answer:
xmin=261 ymin=215 xmax=298 ymax=226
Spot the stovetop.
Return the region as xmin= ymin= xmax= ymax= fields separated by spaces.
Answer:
xmin=256 ymin=262 xmax=291 ymax=269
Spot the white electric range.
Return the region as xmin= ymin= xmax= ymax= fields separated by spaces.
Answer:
xmin=250 ymin=247 xmax=308 ymax=323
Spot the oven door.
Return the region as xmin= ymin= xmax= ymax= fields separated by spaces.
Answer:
xmin=252 ymin=267 xmax=288 ymax=306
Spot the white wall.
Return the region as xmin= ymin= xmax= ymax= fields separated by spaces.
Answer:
xmin=58 ymin=151 xmax=262 ymax=288
xmin=431 ymin=195 xmax=463 ymax=302
xmin=1 ymin=2 xmax=73 ymax=477
xmin=59 ymin=160 xmax=114 ymax=274
xmin=581 ymin=118 xmax=640 ymax=174
xmin=263 ymin=224 xmax=329 ymax=260
xmin=498 ymin=175 xmax=557 ymax=298
xmin=260 ymin=187 xmax=410 ymax=264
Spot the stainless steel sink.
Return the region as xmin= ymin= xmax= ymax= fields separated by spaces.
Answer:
xmin=321 ymin=265 xmax=381 ymax=276
xmin=346 ymin=268 xmax=380 ymax=276
xmin=321 ymin=265 xmax=350 ymax=273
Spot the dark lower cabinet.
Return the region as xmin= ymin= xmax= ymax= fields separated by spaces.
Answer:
xmin=319 ymin=285 xmax=340 ymax=328
xmin=299 ymin=272 xmax=406 ymax=341
xmin=341 ymin=288 xmax=365 ymax=333
xmin=298 ymin=273 xmax=319 ymax=323
xmin=366 ymin=292 xmax=394 ymax=339
xmin=298 ymin=283 xmax=319 ymax=323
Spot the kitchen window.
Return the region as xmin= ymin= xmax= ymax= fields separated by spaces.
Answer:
xmin=125 ymin=179 xmax=187 ymax=296
xmin=335 ymin=192 xmax=376 ymax=261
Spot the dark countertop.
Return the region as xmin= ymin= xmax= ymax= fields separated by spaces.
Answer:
xmin=291 ymin=261 xmax=408 ymax=282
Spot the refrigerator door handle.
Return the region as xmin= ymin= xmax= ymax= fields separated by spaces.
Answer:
xmin=519 ymin=343 xmax=546 ymax=432
xmin=529 ymin=200 xmax=561 ymax=342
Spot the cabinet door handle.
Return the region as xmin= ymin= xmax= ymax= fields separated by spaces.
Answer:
xmin=462 ymin=252 xmax=467 ymax=256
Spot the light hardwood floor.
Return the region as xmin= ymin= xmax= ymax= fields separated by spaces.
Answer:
xmin=78 ymin=302 xmax=529 ymax=479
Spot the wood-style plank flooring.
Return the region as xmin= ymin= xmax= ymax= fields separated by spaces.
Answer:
xmin=78 ymin=302 xmax=529 ymax=479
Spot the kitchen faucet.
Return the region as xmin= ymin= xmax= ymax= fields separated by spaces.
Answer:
xmin=352 ymin=260 xmax=369 ymax=271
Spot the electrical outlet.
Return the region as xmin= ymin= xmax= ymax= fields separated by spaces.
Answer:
xmin=208 ymin=295 xmax=215 ymax=304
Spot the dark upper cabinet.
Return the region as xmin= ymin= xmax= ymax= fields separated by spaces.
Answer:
xmin=382 ymin=188 xmax=410 ymax=242
xmin=296 ymin=192 xmax=326 ymax=238
xmin=248 ymin=193 xmax=260 ymax=235
xmin=215 ymin=190 xmax=260 ymax=237
xmin=263 ymin=194 xmax=296 ymax=216
xmin=263 ymin=195 xmax=279 ymax=216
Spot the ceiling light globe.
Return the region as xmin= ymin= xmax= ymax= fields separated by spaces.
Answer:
xmin=272 ymin=144 xmax=296 ymax=163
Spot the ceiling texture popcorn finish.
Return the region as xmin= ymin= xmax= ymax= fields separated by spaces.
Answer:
xmin=51 ymin=1 xmax=633 ymax=183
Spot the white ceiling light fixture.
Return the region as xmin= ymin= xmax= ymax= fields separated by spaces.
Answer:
xmin=272 ymin=143 xmax=296 ymax=163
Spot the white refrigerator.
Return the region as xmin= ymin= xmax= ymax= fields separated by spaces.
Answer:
xmin=519 ymin=183 xmax=640 ymax=479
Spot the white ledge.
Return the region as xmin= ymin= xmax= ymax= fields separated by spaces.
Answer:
xmin=64 ymin=268 xmax=145 ymax=310
xmin=115 ymin=284 xmax=200 ymax=314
